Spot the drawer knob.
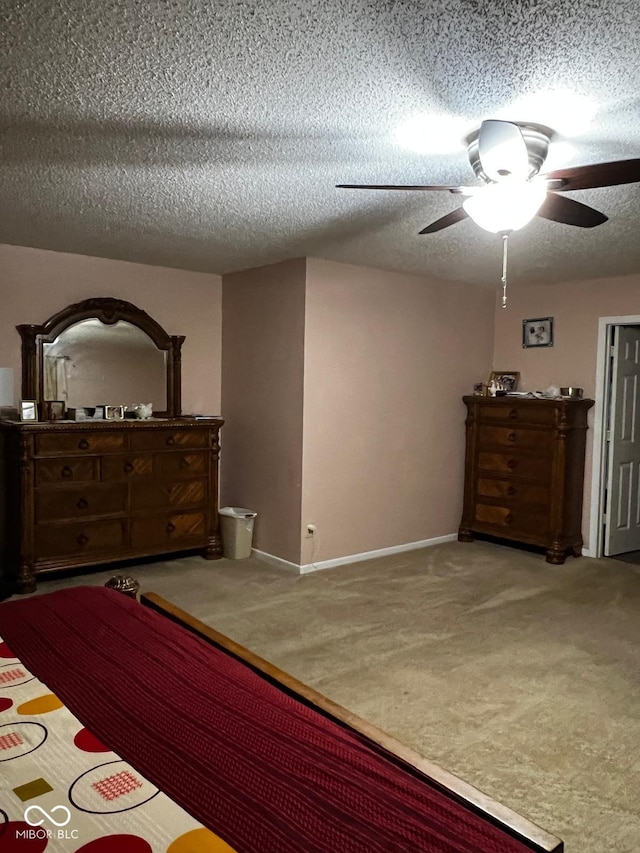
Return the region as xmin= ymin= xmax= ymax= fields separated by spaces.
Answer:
xmin=508 ymin=431 xmax=516 ymax=442
xmin=61 ymin=465 xmax=73 ymax=478
xmin=166 ymin=521 xmax=176 ymax=533
xmin=123 ymin=462 xmax=134 ymax=474
xmin=507 ymin=485 xmax=516 ymax=496
xmin=508 ymin=409 xmax=518 ymax=419
xmin=76 ymin=533 xmax=89 ymax=546
xmin=166 ymin=435 xmax=176 ymax=446
xmin=76 ymin=497 xmax=89 ymax=510
xmin=78 ymin=439 xmax=90 ymax=450
xmin=507 ymin=459 xmax=517 ymax=469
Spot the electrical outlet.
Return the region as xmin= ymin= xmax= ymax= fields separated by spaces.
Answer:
xmin=305 ymin=523 xmax=316 ymax=538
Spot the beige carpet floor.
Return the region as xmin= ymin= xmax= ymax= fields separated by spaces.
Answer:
xmin=19 ymin=539 xmax=640 ymax=852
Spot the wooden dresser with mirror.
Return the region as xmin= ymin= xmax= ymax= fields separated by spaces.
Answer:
xmin=0 ymin=298 xmax=223 ymax=594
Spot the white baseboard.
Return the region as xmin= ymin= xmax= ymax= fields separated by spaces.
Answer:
xmin=250 ymin=548 xmax=302 ymax=573
xmin=252 ymin=533 xmax=458 ymax=575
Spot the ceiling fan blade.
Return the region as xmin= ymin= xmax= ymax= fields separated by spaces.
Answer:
xmin=336 ymin=183 xmax=468 ymax=192
xmin=419 ymin=207 xmax=469 ymax=234
xmin=478 ymin=120 xmax=529 ymax=181
xmin=536 ymin=193 xmax=608 ymax=228
xmin=542 ymin=158 xmax=640 ymax=191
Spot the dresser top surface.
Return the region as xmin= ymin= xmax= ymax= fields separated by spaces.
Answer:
xmin=0 ymin=416 xmax=224 ymax=433
xmin=463 ymin=395 xmax=594 ymax=407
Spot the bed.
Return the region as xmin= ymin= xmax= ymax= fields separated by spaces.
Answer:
xmin=0 ymin=586 xmax=563 ymax=852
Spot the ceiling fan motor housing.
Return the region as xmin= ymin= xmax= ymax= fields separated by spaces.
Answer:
xmin=467 ymin=123 xmax=553 ymax=182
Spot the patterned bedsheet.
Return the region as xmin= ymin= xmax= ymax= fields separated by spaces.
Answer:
xmin=0 ymin=636 xmax=235 ymax=852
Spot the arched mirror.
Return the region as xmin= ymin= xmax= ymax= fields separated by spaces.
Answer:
xmin=18 ymin=298 xmax=184 ymax=418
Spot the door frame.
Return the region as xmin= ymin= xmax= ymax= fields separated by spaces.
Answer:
xmin=588 ymin=313 xmax=640 ymax=557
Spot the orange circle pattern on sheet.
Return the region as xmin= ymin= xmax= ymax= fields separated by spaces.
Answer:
xmin=17 ymin=695 xmax=63 ymax=715
xmin=167 ymin=827 xmax=238 ymax=853
xmin=75 ymin=834 xmax=152 ymax=852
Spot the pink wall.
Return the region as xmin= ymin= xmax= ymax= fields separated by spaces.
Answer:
xmin=492 ymin=271 xmax=640 ymax=549
xmin=220 ymin=259 xmax=307 ymax=563
xmin=301 ymin=259 xmax=496 ymax=563
xmin=0 ymin=244 xmax=222 ymax=414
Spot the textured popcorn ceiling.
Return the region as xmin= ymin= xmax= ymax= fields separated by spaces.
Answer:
xmin=1 ymin=0 xmax=639 ymax=287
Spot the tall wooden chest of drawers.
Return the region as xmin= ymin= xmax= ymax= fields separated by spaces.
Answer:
xmin=0 ymin=418 xmax=223 ymax=593
xmin=458 ymin=396 xmax=594 ymax=563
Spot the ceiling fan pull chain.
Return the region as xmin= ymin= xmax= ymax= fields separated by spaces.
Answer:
xmin=501 ymin=233 xmax=509 ymax=308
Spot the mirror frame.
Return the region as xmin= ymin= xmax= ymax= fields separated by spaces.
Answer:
xmin=17 ymin=297 xmax=185 ymax=418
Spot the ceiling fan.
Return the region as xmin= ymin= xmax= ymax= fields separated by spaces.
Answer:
xmin=337 ymin=120 xmax=640 ymax=235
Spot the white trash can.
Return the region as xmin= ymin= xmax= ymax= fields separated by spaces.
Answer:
xmin=219 ymin=507 xmax=257 ymax=559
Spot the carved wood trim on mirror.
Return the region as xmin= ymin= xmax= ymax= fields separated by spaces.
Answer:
xmin=17 ymin=297 xmax=184 ymax=418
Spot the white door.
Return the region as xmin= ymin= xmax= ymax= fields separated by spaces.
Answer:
xmin=604 ymin=325 xmax=640 ymax=555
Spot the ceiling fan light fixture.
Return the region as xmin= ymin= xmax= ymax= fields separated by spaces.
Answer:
xmin=462 ymin=179 xmax=547 ymax=233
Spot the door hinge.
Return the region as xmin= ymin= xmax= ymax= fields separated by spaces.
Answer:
xmin=605 ymin=430 xmax=611 ymax=441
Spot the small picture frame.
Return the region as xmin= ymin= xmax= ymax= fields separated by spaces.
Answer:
xmin=523 ymin=317 xmax=553 ymax=348
xmin=488 ymin=371 xmax=520 ymax=392
xmin=20 ymin=400 xmax=39 ymax=422
xmin=42 ymin=400 xmax=65 ymax=421
xmin=105 ymin=405 xmax=125 ymax=421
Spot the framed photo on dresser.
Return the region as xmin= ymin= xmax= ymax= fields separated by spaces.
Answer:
xmin=20 ymin=400 xmax=38 ymax=421
xmin=488 ymin=371 xmax=520 ymax=392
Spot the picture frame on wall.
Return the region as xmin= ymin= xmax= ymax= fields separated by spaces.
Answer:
xmin=523 ymin=317 xmax=553 ymax=348
xmin=488 ymin=371 xmax=520 ymax=392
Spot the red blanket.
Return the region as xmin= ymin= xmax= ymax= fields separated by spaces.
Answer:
xmin=0 ymin=587 xmax=538 ymax=853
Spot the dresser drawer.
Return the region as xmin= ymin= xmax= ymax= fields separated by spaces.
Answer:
xmin=35 ymin=431 xmax=126 ymax=456
xmin=35 ymin=484 xmax=128 ymax=523
xmin=130 ymin=511 xmax=206 ymax=549
xmin=35 ymin=519 xmax=126 ymax=557
xmin=156 ymin=452 xmax=208 ymax=478
xmin=476 ymin=402 xmax=557 ymax=425
xmin=131 ymin=478 xmax=207 ymax=511
xmin=474 ymin=503 xmax=549 ymax=535
xmin=476 ymin=477 xmax=549 ymax=506
xmin=102 ymin=455 xmax=155 ymax=481
xmin=477 ymin=451 xmax=550 ymax=481
xmin=477 ymin=425 xmax=552 ymax=451
xmin=130 ymin=429 xmax=208 ymax=452
xmin=35 ymin=457 xmax=99 ymax=486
